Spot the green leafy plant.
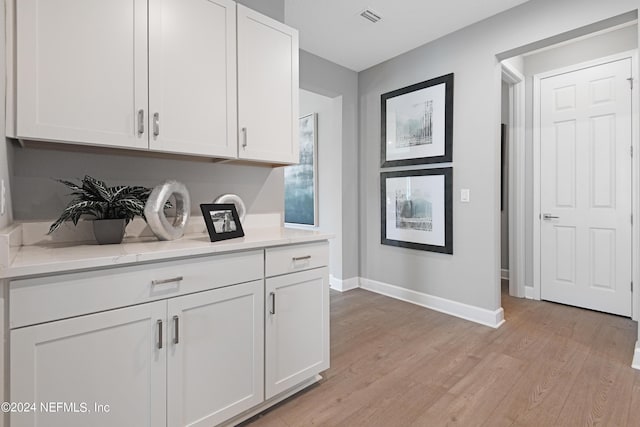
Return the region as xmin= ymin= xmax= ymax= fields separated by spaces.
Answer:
xmin=48 ymin=175 xmax=153 ymax=234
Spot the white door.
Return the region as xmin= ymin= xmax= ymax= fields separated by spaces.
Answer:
xmin=539 ymin=58 xmax=633 ymax=316
xmin=16 ymin=0 xmax=149 ymax=149
xmin=265 ymin=267 xmax=329 ymax=399
xmin=149 ymin=0 xmax=237 ymax=158
xmin=237 ymin=4 xmax=299 ymax=164
xmin=167 ymin=281 xmax=264 ymax=427
xmin=10 ymin=301 xmax=167 ymax=427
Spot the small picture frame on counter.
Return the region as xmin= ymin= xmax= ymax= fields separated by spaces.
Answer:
xmin=200 ymin=203 xmax=245 ymax=242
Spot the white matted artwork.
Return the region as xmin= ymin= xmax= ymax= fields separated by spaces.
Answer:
xmin=381 ymin=168 xmax=453 ymax=254
xmin=381 ymin=73 xmax=453 ymax=167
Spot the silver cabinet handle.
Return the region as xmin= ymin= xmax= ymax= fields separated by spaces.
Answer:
xmin=157 ymin=319 xmax=163 ymax=349
xmin=292 ymin=255 xmax=312 ymax=262
xmin=542 ymin=214 xmax=560 ymax=220
xmin=137 ymin=109 xmax=145 ymax=136
xmin=151 ymin=276 xmax=183 ymax=286
xmin=269 ymin=292 xmax=276 ymax=315
xmin=173 ymin=315 xmax=179 ymax=344
xmin=153 ymin=112 xmax=160 ymax=137
xmin=242 ymin=127 xmax=248 ymax=148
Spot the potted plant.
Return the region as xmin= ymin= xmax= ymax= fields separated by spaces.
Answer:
xmin=48 ymin=175 xmax=153 ymax=244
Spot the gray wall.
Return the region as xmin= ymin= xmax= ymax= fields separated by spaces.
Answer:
xmin=12 ymin=146 xmax=283 ymax=220
xmin=299 ymin=89 xmax=343 ymax=280
xmin=358 ymin=0 xmax=638 ymax=312
xmin=298 ymin=50 xmax=359 ymax=280
xmin=521 ymin=23 xmax=638 ymax=289
xmin=237 ymin=0 xmax=284 ymax=22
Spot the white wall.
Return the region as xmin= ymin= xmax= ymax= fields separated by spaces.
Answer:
xmin=521 ymin=23 xmax=638 ymax=289
xmin=298 ymin=89 xmax=343 ymax=280
xmin=358 ymin=0 xmax=639 ymax=312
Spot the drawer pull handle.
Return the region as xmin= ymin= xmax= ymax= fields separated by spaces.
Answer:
xmin=292 ymin=255 xmax=312 ymax=262
xmin=152 ymin=276 xmax=183 ymax=285
xmin=269 ymin=292 xmax=276 ymax=315
xmin=157 ymin=320 xmax=163 ymax=349
xmin=173 ymin=315 xmax=179 ymax=344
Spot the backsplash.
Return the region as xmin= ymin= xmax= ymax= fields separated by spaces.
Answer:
xmin=15 ymin=213 xmax=282 ymax=246
xmin=11 ymin=143 xmax=284 ymax=221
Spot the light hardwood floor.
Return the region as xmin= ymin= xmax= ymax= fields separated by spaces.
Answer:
xmin=243 ymin=282 xmax=640 ymax=426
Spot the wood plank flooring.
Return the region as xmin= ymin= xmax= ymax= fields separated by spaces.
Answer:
xmin=242 ymin=282 xmax=640 ymax=426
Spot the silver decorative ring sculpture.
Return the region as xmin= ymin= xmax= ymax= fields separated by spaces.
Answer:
xmin=214 ymin=194 xmax=246 ymax=223
xmin=145 ymin=180 xmax=191 ymax=241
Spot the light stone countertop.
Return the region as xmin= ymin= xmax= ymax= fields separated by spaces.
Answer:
xmin=2 ymin=227 xmax=333 ymax=279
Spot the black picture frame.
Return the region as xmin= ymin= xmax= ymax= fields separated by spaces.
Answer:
xmin=381 ymin=168 xmax=453 ymax=254
xmin=381 ymin=73 xmax=454 ymax=167
xmin=200 ymin=203 xmax=245 ymax=242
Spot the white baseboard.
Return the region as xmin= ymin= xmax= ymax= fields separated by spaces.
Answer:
xmin=329 ymin=275 xmax=360 ymax=292
xmin=501 ymin=269 xmax=509 ymax=280
xmin=359 ymin=278 xmax=505 ymax=329
xmin=632 ymin=341 xmax=640 ymax=370
xmin=525 ymin=286 xmax=535 ymax=300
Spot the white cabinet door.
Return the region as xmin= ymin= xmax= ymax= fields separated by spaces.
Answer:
xmin=265 ymin=267 xmax=329 ymax=399
xmin=10 ymin=301 xmax=166 ymax=427
xmin=237 ymin=4 xmax=299 ymax=164
xmin=167 ymin=280 xmax=264 ymax=427
xmin=16 ymin=0 xmax=149 ymax=149
xmin=149 ymin=0 xmax=237 ymax=158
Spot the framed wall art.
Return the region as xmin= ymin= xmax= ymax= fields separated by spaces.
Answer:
xmin=285 ymin=113 xmax=318 ymax=226
xmin=381 ymin=73 xmax=454 ymax=167
xmin=381 ymin=168 xmax=453 ymax=254
xmin=200 ymin=203 xmax=245 ymax=242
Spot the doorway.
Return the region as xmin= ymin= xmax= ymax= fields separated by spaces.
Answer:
xmin=534 ymin=53 xmax=636 ymax=316
xmin=499 ymin=21 xmax=639 ymax=318
xmin=501 ymin=61 xmax=526 ymax=299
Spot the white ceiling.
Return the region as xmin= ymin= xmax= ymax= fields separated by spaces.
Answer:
xmin=285 ymin=0 xmax=531 ymax=72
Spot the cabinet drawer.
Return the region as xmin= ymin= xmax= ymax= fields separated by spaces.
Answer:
xmin=265 ymin=241 xmax=329 ymax=277
xmin=10 ymin=250 xmax=263 ymax=329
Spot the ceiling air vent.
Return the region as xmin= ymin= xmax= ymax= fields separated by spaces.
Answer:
xmin=360 ymin=8 xmax=382 ymax=23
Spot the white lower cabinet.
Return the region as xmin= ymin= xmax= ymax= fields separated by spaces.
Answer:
xmin=167 ymin=281 xmax=263 ymax=427
xmin=265 ymin=267 xmax=329 ymax=399
xmin=11 ymin=301 xmax=168 ymax=427
xmin=9 ymin=242 xmax=329 ymax=426
xmin=11 ymin=280 xmax=263 ymax=427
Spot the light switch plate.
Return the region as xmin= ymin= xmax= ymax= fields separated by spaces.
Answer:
xmin=460 ymin=189 xmax=470 ymax=203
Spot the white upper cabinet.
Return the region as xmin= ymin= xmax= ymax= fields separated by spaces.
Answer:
xmin=15 ymin=0 xmax=149 ymax=149
xmin=148 ymin=0 xmax=237 ymax=158
xmin=237 ymin=4 xmax=299 ymax=164
xmin=10 ymin=1 xmax=299 ymax=164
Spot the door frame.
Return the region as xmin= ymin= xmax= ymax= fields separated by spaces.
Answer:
xmin=532 ymin=50 xmax=639 ymax=319
xmin=501 ymin=62 xmax=527 ymax=299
